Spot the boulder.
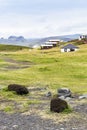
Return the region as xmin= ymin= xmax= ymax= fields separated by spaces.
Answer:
xmin=58 ymin=88 xmax=72 ymax=98
xmin=50 ymin=97 xmax=68 ymax=113
xmin=8 ymin=84 xmax=29 ymax=95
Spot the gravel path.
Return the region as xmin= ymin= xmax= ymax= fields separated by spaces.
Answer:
xmin=0 ymin=101 xmax=87 ymax=130
xmin=0 ymin=86 xmax=87 ymax=130
xmin=0 ymin=112 xmax=62 ymax=130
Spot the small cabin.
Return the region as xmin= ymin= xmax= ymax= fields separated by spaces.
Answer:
xmin=61 ymin=44 xmax=79 ymax=52
xmin=41 ymin=44 xmax=53 ymax=49
xmin=45 ymin=41 xmax=57 ymax=47
xmin=49 ymin=39 xmax=60 ymax=47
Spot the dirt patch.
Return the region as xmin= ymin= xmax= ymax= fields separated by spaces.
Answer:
xmin=2 ymin=57 xmax=34 ymax=70
xmin=3 ymin=58 xmax=33 ymax=65
xmin=4 ymin=65 xmax=30 ymax=70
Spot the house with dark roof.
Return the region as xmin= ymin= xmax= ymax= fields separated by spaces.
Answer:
xmin=61 ymin=44 xmax=79 ymax=52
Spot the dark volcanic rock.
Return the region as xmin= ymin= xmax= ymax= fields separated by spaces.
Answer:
xmin=50 ymin=98 xmax=68 ymax=113
xmin=8 ymin=84 xmax=29 ymax=95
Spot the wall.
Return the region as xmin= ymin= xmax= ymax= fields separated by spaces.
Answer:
xmin=61 ymin=48 xmax=78 ymax=52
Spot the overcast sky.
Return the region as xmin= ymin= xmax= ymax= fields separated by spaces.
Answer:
xmin=0 ymin=0 xmax=87 ymax=38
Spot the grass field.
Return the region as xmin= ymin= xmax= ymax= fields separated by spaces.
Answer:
xmin=0 ymin=44 xmax=87 ymax=93
xmin=0 ymin=44 xmax=87 ymax=113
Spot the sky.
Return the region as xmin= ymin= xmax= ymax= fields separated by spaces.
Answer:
xmin=0 ymin=0 xmax=87 ymax=38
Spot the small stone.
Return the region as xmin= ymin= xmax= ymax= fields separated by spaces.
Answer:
xmin=12 ymin=125 xmax=19 ymax=129
xmin=65 ymin=97 xmax=71 ymax=101
xmin=72 ymin=128 xmax=78 ymax=130
xmin=46 ymin=91 xmax=52 ymax=97
xmin=79 ymin=94 xmax=87 ymax=99
xmin=58 ymin=88 xmax=72 ymax=98
xmin=60 ymin=128 xmax=65 ymax=130
xmin=59 ymin=96 xmax=65 ymax=100
xmin=2 ymin=126 xmax=8 ymax=130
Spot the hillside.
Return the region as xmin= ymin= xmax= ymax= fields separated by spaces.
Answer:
xmin=0 ymin=43 xmax=86 ymax=91
xmin=0 ymin=44 xmax=87 ymax=130
xmin=0 ymin=44 xmax=29 ymax=51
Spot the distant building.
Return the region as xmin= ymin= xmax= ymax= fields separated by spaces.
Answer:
xmin=61 ymin=44 xmax=79 ymax=52
xmin=40 ymin=39 xmax=61 ymax=49
xmin=45 ymin=39 xmax=60 ymax=47
xmin=49 ymin=39 xmax=60 ymax=46
xmin=41 ymin=44 xmax=53 ymax=49
xmin=45 ymin=41 xmax=57 ymax=47
xmin=79 ymin=34 xmax=87 ymax=40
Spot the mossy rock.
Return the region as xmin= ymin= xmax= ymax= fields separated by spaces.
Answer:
xmin=50 ymin=97 xmax=68 ymax=113
xmin=8 ymin=84 xmax=29 ymax=95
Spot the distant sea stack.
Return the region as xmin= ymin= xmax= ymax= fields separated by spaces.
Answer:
xmin=8 ymin=36 xmax=26 ymax=42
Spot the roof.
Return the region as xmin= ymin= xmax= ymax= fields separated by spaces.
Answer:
xmin=61 ymin=44 xmax=79 ymax=49
xmin=41 ymin=44 xmax=53 ymax=47
xmin=45 ymin=42 xmax=57 ymax=44
xmin=49 ymin=39 xmax=60 ymax=42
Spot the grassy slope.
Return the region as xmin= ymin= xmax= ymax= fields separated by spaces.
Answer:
xmin=0 ymin=44 xmax=29 ymax=51
xmin=0 ymin=44 xmax=87 ymax=93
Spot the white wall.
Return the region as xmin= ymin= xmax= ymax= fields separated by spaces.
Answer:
xmin=61 ymin=49 xmax=65 ymax=52
xmin=75 ymin=48 xmax=78 ymax=51
xmin=67 ymin=49 xmax=70 ymax=52
xmin=61 ymin=48 xmax=70 ymax=52
xmin=61 ymin=48 xmax=78 ymax=52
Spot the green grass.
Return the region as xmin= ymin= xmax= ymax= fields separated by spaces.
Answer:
xmin=0 ymin=44 xmax=87 ymax=113
xmin=0 ymin=44 xmax=29 ymax=51
xmin=4 ymin=106 xmax=13 ymax=113
xmin=62 ymin=106 xmax=73 ymax=114
xmin=0 ymin=44 xmax=87 ymax=93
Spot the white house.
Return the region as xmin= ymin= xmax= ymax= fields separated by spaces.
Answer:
xmin=79 ymin=34 xmax=87 ymax=40
xmin=61 ymin=44 xmax=79 ymax=52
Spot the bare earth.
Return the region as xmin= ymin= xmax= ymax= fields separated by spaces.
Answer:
xmin=0 ymin=97 xmax=87 ymax=130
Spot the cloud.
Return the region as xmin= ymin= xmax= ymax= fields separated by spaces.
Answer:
xmin=0 ymin=0 xmax=87 ymax=37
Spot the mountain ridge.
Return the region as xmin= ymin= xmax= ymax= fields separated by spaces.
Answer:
xmin=0 ymin=34 xmax=80 ymax=47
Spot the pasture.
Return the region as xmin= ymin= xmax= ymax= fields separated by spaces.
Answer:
xmin=0 ymin=44 xmax=86 ymax=93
